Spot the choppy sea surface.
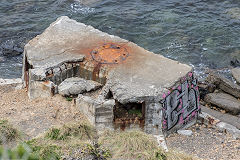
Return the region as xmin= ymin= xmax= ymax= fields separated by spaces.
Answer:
xmin=0 ymin=0 xmax=240 ymax=79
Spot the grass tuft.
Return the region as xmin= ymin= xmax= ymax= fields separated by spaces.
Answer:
xmin=65 ymin=97 xmax=73 ymax=101
xmin=99 ymin=130 xmax=197 ymax=160
xmin=0 ymin=120 xmax=21 ymax=145
xmin=0 ymin=143 xmax=39 ymax=160
xmin=26 ymin=121 xmax=97 ymax=159
xmin=99 ymin=130 xmax=165 ymax=160
xmin=45 ymin=122 xmax=96 ymax=140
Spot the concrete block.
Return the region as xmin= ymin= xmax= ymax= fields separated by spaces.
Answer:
xmin=22 ymin=16 xmax=197 ymax=136
xmin=28 ymin=81 xmax=57 ymax=99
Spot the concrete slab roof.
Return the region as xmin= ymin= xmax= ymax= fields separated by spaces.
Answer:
xmin=24 ymin=16 xmax=192 ymax=103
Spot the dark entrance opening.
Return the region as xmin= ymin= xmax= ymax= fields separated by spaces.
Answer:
xmin=113 ymin=101 xmax=145 ymax=130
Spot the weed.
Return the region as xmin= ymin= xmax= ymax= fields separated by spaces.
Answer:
xmin=26 ymin=139 xmax=61 ymax=160
xmin=85 ymin=142 xmax=111 ymax=159
xmin=0 ymin=143 xmax=39 ymax=160
xmin=45 ymin=122 xmax=96 ymax=140
xmin=99 ymin=130 xmax=165 ymax=160
xmin=45 ymin=128 xmax=60 ymax=140
xmin=65 ymin=97 xmax=72 ymax=101
xmin=99 ymin=130 xmax=197 ymax=160
xmin=0 ymin=120 xmax=21 ymax=145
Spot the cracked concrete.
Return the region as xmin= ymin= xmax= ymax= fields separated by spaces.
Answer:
xmin=22 ymin=16 xmax=194 ymax=135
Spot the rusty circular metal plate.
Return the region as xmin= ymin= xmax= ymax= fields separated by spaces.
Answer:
xmin=90 ymin=43 xmax=129 ymax=64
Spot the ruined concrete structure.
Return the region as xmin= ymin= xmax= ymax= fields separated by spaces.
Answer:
xmin=22 ymin=16 xmax=200 ymax=136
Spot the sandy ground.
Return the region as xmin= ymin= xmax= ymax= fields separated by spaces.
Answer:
xmin=0 ymin=85 xmax=85 ymax=139
xmin=166 ymin=124 xmax=240 ymax=160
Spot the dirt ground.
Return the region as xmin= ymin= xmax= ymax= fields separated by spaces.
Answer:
xmin=0 ymin=85 xmax=240 ymax=159
xmin=166 ymin=124 xmax=240 ymax=160
xmin=0 ymin=85 xmax=85 ymax=139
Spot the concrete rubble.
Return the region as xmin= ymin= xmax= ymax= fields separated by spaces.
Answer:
xmin=198 ymin=71 xmax=240 ymax=138
xmin=206 ymin=73 xmax=240 ymax=98
xmin=58 ymin=77 xmax=102 ymax=96
xmin=202 ymin=73 xmax=240 ymax=116
xmin=22 ymin=16 xmax=199 ymax=136
xmin=204 ymin=92 xmax=240 ymax=115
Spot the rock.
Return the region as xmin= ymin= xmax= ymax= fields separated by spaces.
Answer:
xmin=230 ymin=58 xmax=240 ymax=67
xmin=1 ymin=41 xmax=23 ymax=56
xmin=206 ymin=73 xmax=240 ymax=98
xmin=204 ymin=93 xmax=240 ymax=115
xmin=177 ymin=130 xmax=193 ymax=136
xmin=198 ymin=82 xmax=216 ymax=100
xmin=231 ymin=67 xmax=240 ymax=84
xmin=216 ymin=122 xmax=240 ymax=139
xmin=58 ymin=77 xmax=102 ymax=96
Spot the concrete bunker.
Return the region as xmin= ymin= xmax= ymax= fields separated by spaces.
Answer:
xmin=22 ymin=16 xmax=200 ymax=136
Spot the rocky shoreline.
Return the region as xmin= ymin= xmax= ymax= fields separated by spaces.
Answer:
xmin=199 ymin=68 xmax=240 ymax=119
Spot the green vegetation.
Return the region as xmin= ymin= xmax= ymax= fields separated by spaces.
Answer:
xmin=26 ymin=121 xmax=110 ymax=159
xmin=45 ymin=122 xmax=96 ymax=140
xmin=85 ymin=143 xmax=111 ymax=159
xmin=65 ymin=97 xmax=73 ymax=101
xmin=99 ymin=130 xmax=196 ymax=160
xmin=128 ymin=108 xmax=142 ymax=117
xmin=99 ymin=130 xmax=164 ymax=159
xmin=0 ymin=143 xmax=39 ymax=160
xmin=0 ymin=120 xmax=21 ymax=145
xmin=0 ymin=120 xmax=196 ymax=160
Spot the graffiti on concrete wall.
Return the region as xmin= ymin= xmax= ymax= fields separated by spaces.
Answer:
xmin=161 ymin=72 xmax=200 ymax=131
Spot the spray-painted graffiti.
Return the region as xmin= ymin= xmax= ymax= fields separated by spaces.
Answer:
xmin=161 ymin=72 xmax=200 ymax=131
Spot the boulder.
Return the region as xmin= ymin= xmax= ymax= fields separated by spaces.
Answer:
xmin=58 ymin=77 xmax=102 ymax=96
xmin=1 ymin=41 xmax=23 ymax=57
xmin=206 ymin=73 xmax=240 ymax=98
xmin=231 ymin=67 xmax=240 ymax=84
xmin=204 ymin=92 xmax=240 ymax=115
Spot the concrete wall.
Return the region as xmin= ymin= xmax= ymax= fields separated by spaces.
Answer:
xmin=161 ymin=72 xmax=200 ymax=135
xmin=76 ymin=94 xmax=115 ymax=130
xmin=145 ymin=101 xmax=163 ymax=135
